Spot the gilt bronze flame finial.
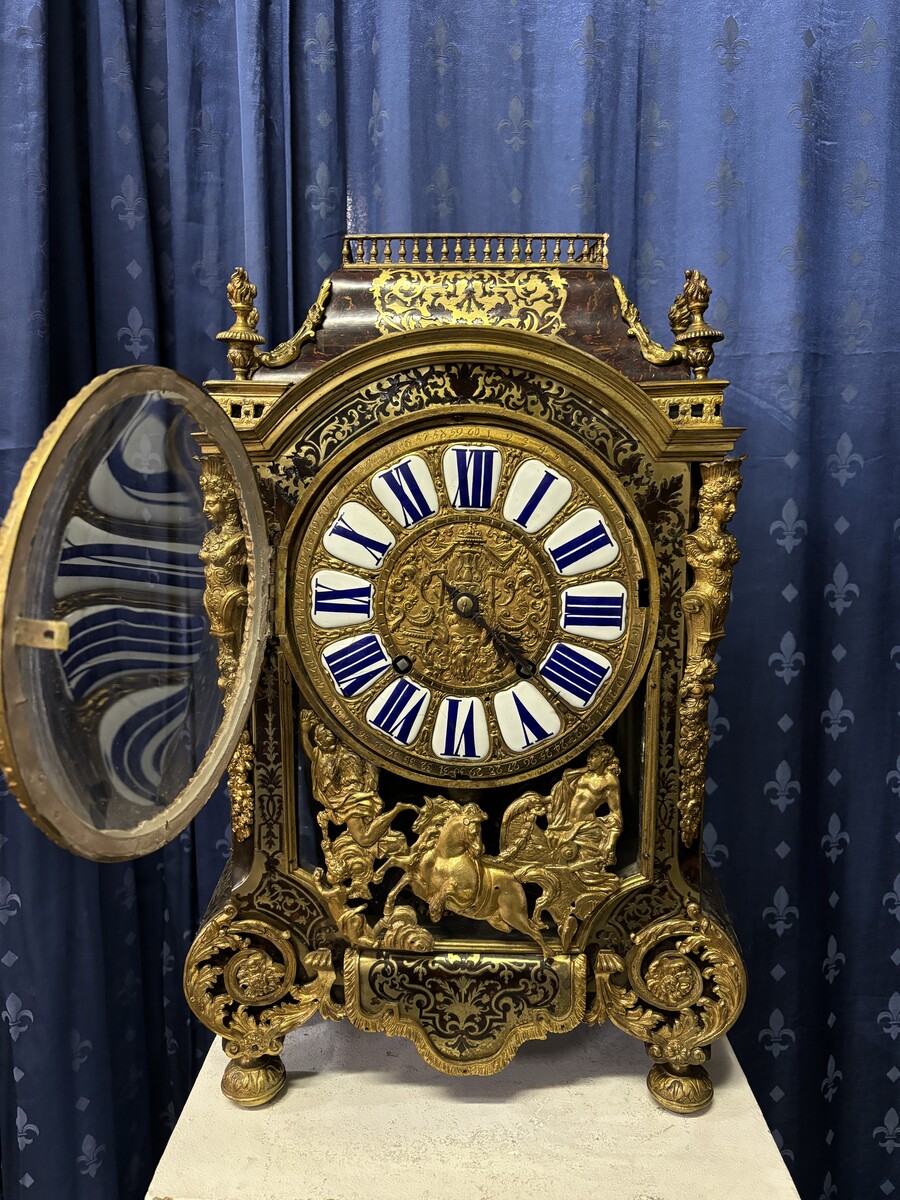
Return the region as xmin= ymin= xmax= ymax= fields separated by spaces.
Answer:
xmin=669 ymin=270 xmax=723 ymax=380
xmin=217 ymin=267 xmax=265 ymax=380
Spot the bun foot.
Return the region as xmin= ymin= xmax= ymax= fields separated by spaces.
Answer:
xmin=221 ymin=1054 xmax=286 ymax=1108
xmin=646 ymin=1062 xmax=713 ymax=1114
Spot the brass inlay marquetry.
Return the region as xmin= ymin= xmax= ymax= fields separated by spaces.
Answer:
xmin=372 ymin=267 xmax=567 ymax=336
xmin=345 ymin=947 xmax=586 ymax=1075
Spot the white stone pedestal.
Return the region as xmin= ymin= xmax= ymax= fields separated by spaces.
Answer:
xmin=147 ymin=1018 xmax=800 ymax=1200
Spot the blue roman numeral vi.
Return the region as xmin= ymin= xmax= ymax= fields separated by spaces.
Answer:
xmin=442 ymin=699 xmax=478 ymax=757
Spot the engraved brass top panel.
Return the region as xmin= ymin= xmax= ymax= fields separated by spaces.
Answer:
xmin=372 ymin=267 xmax=567 ymax=336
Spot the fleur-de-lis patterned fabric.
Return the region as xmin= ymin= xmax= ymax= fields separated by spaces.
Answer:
xmin=1 ymin=3 xmax=898 ymax=1198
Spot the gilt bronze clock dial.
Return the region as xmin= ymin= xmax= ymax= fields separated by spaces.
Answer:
xmin=0 ymin=234 xmax=748 ymax=1117
xmin=280 ymin=411 xmax=657 ymax=787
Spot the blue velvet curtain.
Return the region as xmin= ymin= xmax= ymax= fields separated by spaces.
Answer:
xmin=1 ymin=3 xmax=898 ymax=1198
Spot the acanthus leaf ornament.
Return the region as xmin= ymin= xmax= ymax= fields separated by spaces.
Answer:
xmin=258 ymin=277 xmax=332 ymax=370
xmin=590 ymin=902 xmax=747 ymax=1111
xmin=183 ymin=905 xmax=343 ymax=1107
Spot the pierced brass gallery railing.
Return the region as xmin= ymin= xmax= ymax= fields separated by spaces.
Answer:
xmin=341 ymin=232 xmax=609 ymax=270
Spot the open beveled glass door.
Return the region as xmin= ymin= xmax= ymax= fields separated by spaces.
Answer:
xmin=0 ymin=364 xmax=269 ymax=860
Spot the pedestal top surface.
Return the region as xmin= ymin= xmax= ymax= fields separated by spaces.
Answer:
xmin=147 ymin=1019 xmax=799 ymax=1200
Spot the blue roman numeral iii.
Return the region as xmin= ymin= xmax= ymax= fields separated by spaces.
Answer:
xmin=323 ymin=635 xmax=389 ymax=697
xmin=375 ymin=461 xmax=435 ymax=527
xmin=562 ymin=593 xmax=625 ymax=630
xmin=541 ymin=644 xmax=609 ymax=705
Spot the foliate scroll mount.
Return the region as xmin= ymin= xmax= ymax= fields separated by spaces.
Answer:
xmin=258 ymin=277 xmax=332 ymax=370
xmin=612 ymin=268 xmax=724 ymax=381
xmin=217 ymin=267 xmax=332 ymax=380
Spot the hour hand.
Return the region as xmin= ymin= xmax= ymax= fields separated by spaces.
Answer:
xmin=441 ymin=578 xmax=535 ymax=678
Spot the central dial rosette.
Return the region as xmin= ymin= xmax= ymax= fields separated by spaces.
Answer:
xmin=281 ymin=409 xmax=657 ymax=787
xmin=378 ymin=516 xmax=553 ymax=691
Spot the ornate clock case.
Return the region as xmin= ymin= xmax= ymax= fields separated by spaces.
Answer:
xmin=0 ymin=234 xmax=746 ymax=1115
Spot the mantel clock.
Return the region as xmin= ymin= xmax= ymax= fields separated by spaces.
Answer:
xmin=0 ymin=234 xmax=746 ymax=1114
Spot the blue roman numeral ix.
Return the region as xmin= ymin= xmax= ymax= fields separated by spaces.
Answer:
xmin=442 ymin=699 xmax=478 ymax=757
xmin=324 ymin=635 xmax=388 ymax=697
xmin=541 ymin=644 xmax=609 ymax=705
xmin=549 ymin=518 xmax=613 ymax=572
xmin=452 ymin=448 xmax=497 ymax=508
xmin=330 ymin=514 xmax=391 ymax=566
xmin=512 ymin=469 xmax=558 ymax=528
xmin=376 ymin=461 xmax=435 ymax=526
xmin=563 ymin=593 xmax=624 ymax=629
xmin=313 ymin=580 xmax=373 ymax=616
xmin=369 ymin=679 xmax=428 ymax=744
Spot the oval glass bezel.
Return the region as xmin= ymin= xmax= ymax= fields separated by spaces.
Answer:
xmin=0 ymin=365 xmax=270 ymax=861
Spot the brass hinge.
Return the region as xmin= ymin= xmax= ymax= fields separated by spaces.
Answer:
xmin=14 ymin=617 xmax=69 ymax=651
